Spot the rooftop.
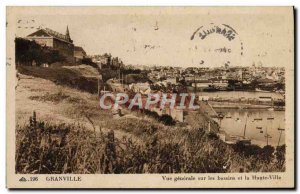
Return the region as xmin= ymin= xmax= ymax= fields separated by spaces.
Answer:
xmin=27 ymin=27 xmax=73 ymax=43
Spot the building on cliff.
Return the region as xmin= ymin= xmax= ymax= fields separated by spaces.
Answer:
xmin=26 ymin=26 xmax=75 ymax=63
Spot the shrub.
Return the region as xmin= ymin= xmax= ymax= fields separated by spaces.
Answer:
xmin=159 ymin=114 xmax=176 ymax=126
xmin=82 ymin=58 xmax=98 ymax=69
xmin=15 ymin=37 xmax=66 ymax=66
xmin=16 ymin=112 xmax=285 ymax=174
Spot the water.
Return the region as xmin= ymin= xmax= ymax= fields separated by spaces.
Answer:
xmin=215 ymin=108 xmax=285 ymax=147
xmin=199 ymin=91 xmax=284 ymax=100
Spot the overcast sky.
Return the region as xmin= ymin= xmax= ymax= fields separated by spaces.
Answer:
xmin=12 ymin=7 xmax=293 ymax=67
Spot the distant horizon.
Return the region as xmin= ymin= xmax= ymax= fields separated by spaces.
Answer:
xmin=128 ymin=65 xmax=284 ymax=69
xmin=14 ymin=7 xmax=293 ymax=68
xmin=120 ymin=62 xmax=285 ymax=69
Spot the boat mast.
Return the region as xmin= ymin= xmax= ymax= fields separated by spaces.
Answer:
xmin=243 ymin=113 xmax=248 ymax=138
xmin=265 ymin=117 xmax=274 ymax=146
xmin=277 ymin=127 xmax=284 ymax=147
xmin=265 ymin=125 xmax=269 ymax=146
xmin=119 ymin=66 xmax=121 ymax=83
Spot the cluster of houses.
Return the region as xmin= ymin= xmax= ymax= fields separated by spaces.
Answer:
xmin=89 ymin=54 xmax=124 ymax=70
xmin=146 ymin=65 xmax=285 ymax=92
xmin=104 ymin=62 xmax=285 ymax=122
xmin=106 ymin=78 xmax=187 ymax=122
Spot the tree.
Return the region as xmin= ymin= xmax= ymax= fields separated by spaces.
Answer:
xmin=260 ymin=145 xmax=275 ymax=162
xmin=159 ymin=114 xmax=175 ymax=126
xmin=15 ymin=37 xmax=66 ymax=66
xmin=275 ymin=145 xmax=285 ymax=168
xmin=82 ymin=57 xmax=98 ymax=68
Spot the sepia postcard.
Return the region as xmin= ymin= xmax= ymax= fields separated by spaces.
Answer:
xmin=6 ymin=6 xmax=295 ymax=189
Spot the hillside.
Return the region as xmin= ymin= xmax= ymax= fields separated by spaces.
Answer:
xmin=15 ymin=73 xmax=285 ymax=173
xmin=17 ymin=66 xmax=99 ymax=93
xmin=63 ymin=64 xmax=100 ymax=78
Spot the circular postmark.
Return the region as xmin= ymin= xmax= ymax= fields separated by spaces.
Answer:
xmin=190 ymin=23 xmax=244 ymax=67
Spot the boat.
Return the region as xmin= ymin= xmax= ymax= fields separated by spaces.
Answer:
xmin=267 ymin=117 xmax=274 ymax=120
xmin=274 ymin=106 xmax=285 ymax=111
xmin=258 ymin=126 xmax=264 ymax=133
xmin=256 ymin=88 xmax=271 ymax=93
xmin=238 ymin=112 xmax=251 ymax=145
xmin=154 ymin=21 xmax=159 ymax=30
xmin=226 ymin=135 xmax=251 ymax=145
xmin=275 ymin=89 xmax=285 ymax=94
xmin=225 ymin=116 xmax=232 ymax=119
xmin=264 ymin=126 xmax=272 ymax=145
xmin=277 ymin=127 xmax=285 ymax=146
xmin=217 ymin=113 xmax=225 ymax=119
xmin=264 ymin=134 xmax=272 ymax=139
xmin=221 ymin=112 xmax=252 ymax=146
xmin=203 ymin=87 xmax=219 ymax=92
xmin=254 ymin=118 xmax=263 ymax=121
xmin=237 ymin=138 xmax=251 ymax=145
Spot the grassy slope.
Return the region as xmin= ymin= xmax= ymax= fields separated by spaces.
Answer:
xmin=17 ymin=66 xmax=98 ymax=93
xmin=15 ymin=73 xmax=285 ymax=173
xmin=63 ymin=65 xmax=100 ymax=78
xmin=16 ymin=73 xmax=138 ymax=140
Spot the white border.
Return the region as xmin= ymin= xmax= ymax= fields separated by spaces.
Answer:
xmin=1 ymin=0 xmax=298 ymax=193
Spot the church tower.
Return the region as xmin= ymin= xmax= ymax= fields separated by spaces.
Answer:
xmin=66 ymin=25 xmax=73 ymax=43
